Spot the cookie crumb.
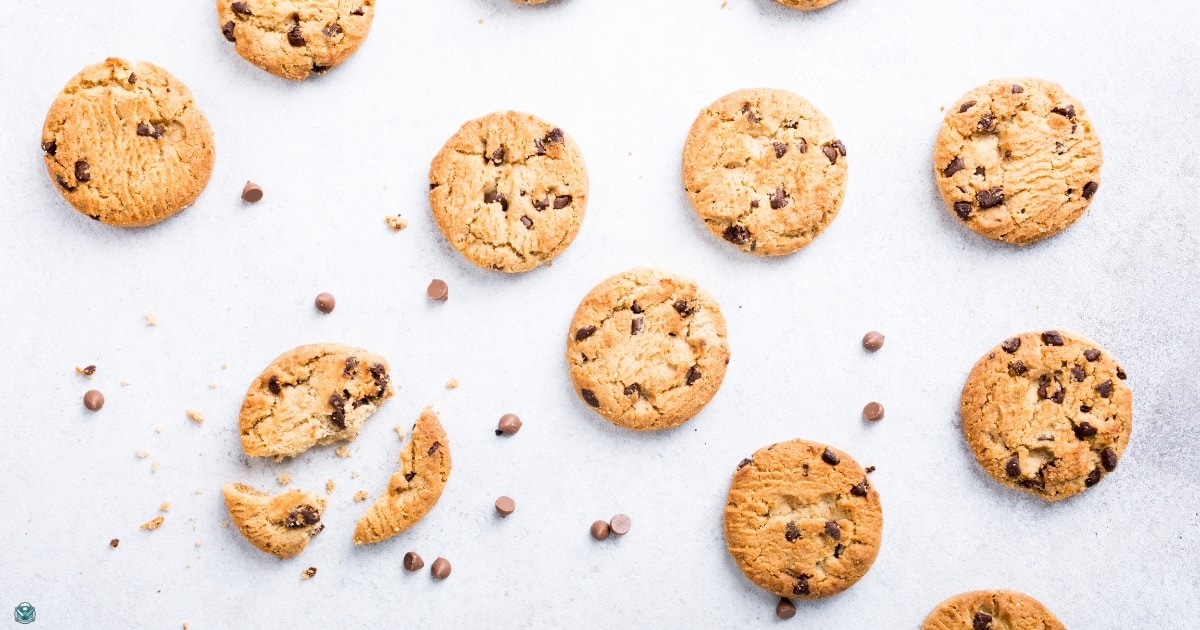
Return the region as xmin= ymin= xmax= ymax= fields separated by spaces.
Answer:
xmin=186 ymin=409 xmax=205 ymax=425
xmin=302 ymin=566 xmax=317 ymax=579
xmin=385 ymin=215 xmax=408 ymax=231
xmin=208 ymin=382 xmax=218 ymax=389
xmin=866 ymin=466 xmax=876 ymax=474
xmin=195 ymin=539 xmax=203 ymax=547
xmin=221 ymin=363 xmax=228 ymax=370
xmin=351 ymin=470 xmax=360 ymax=479
xmin=110 ymin=538 xmax=119 ymax=548
xmin=277 ymin=473 xmax=291 ymax=486
xmin=326 ymin=479 xmax=336 ymax=493
xmin=335 ymin=445 xmax=352 ymax=458
xmin=159 ymin=501 xmax=171 ymax=512
xmin=219 ymin=520 xmax=229 ymax=529
xmin=136 ymin=449 xmax=150 ymax=458
xmin=354 ymin=490 xmax=368 ymax=502
xmin=445 ymin=378 xmax=459 ymax=389
xmin=721 ymin=1 xmax=727 ymax=7
xmin=77 ymin=364 xmax=97 ymax=377
xmin=121 ymin=378 xmax=132 ymax=386
xmin=151 ymin=460 xmax=161 ymax=473
xmin=145 ymin=311 xmax=159 ymax=326
xmin=195 ymin=487 xmax=204 ymax=495
xmin=154 ymin=425 xmax=163 ymax=433
xmin=477 ymin=17 xmax=484 ymax=24
xmin=141 ymin=516 xmax=165 ymax=531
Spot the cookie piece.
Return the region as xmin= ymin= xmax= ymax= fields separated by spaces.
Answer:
xmin=961 ymin=330 xmax=1131 ymax=501
xmin=921 ymin=590 xmax=1066 ymax=630
xmin=353 ymin=407 xmax=451 ymax=544
xmin=725 ymin=439 xmax=882 ymax=599
xmin=239 ymin=343 xmax=394 ymax=458
xmin=934 ymin=78 xmax=1102 ymax=244
xmin=682 ymin=88 xmax=847 ymax=256
xmin=566 ymin=268 xmax=730 ymax=430
xmin=223 ymin=483 xmax=326 ymax=558
xmin=511 ymin=0 xmax=550 ymax=3
xmin=429 ymin=111 xmax=588 ymax=273
xmin=772 ymin=0 xmax=841 ymax=9
xmin=40 ymin=58 xmax=215 ymax=227
xmin=216 ymin=0 xmax=375 ymax=80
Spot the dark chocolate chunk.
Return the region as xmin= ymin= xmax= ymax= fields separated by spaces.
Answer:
xmin=404 ymin=471 xmax=416 ymax=482
xmin=796 ymin=138 xmax=808 ymax=153
xmin=323 ymin=23 xmax=343 ymax=36
xmin=268 ymin=375 xmax=281 ymax=395
xmin=623 ymin=383 xmax=640 ymax=397
xmin=1005 ymin=454 xmax=1021 ymax=477
xmin=1052 ymin=104 xmax=1076 ymax=120
xmin=630 ymin=301 xmax=643 ymax=314
xmin=741 ymin=103 xmax=759 ymax=124
xmin=546 ymin=128 xmax=564 ymax=143
xmin=344 ymin=356 xmax=359 ymax=376
xmin=785 ymin=521 xmax=801 ymax=542
xmin=56 ymin=175 xmax=75 ymax=191
xmin=673 ymin=300 xmax=695 ymax=317
xmin=1080 ymin=404 xmax=1092 ymax=413
xmin=1082 ymin=181 xmax=1099 ymax=199
xmin=520 ymin=215 xmax=533 ymax=229
xmin=822 ymin=144 xmax=839 ymax=164
xmin=532 ymin=196 xmax=549 ymax=211
xmin=483 ymin=190 xmax=508 ymax=212
xmin=581 ymin=389 xmax=600 ymax=407
xmin=1041 ymin=330 xmax=1065 ymax=346
xmin=630 ymin=316 xmax=644 ymax=336
xmin=1008 ymin=361 xmax=1027 ymax=376
xmin=824 ymin=520 xmax=841 ymax=540
xmin=959 ymin=100 xmax=977 ymax=113
xmin=1071 ymin=364 xmax=1086 ymax=381
xmin=723 ymin=224 xmax=751 ymax=245
xmin=850 ymin=479 xmax=869 ymax=497
xmin=1011 ymin=85 xmax=1024 ymax=94
xmin=974 ymin=166 xmax=986 ymax=176
xmin=286 ymin=504 xmax=321 ymax=527
xmin=534 ymin=139 xmax=545 ymax=156
xmin=978 ymin=111 xmax=996 ymax=131
xmin=1038 ymin=375 xmax=1065 ymax=404
xmin=1095 ymin=379 xmax=1114 ymax=398
xmin=428 ymin=441 xmax=440 ymax=455
xmin=369 ymin=363 xmax=389 ymax=393
xmin=1001 ymin=337 xmax=1021 ymax=353
xmin=287 ymin=24 xmax=305 ymax=47
xmin=74 ymin=161 xmax=91 ymax=182
xmin=770 ymin=187 xmax=788 ymax=209
xmin=1101 ymin=447 xmax=1118 ymax=472
xmin=575 ymin=326 xmax=596 ymax=342
xmin=41 ymin=140 xmax=57 ymax=156
xmin=953 ymin=201 xmax=973 ymax=220
xmin=553 ymin=195 xmax=572 ymax=209
xmin=1074 ymin=422 xmax=1098 ymax=439
xmin=1084 ymin=349 xmax=1101 ymax=362
xmin=222 ymin=21 xmax=236 ymax=41
xmin=942 ymin=156 xmax=965 ymax=177
xmin=821 ymin=448 xmax=840 ymax=466
xmin=976 ymin=187 xmax=1004 ymax=208
xmin=490 ymin=147 xmax=506 ymax=164
xmin=231 ymin=2 xmax=252 ymax=15
xmin=737 ymin=457 xmax=752 ymax=469
xmin=773 ymin=141 xmax=788 ymax=158
xmin=1116 ymin=367 xmax=1127 ymax=380
xmin=832 ymin=140 xmax=846 ymax=156
xmin=1085 ymin=468 xmax=1102 ymax=487
xmin=793 ymin=575 xmax=810 ymax=596
xmin=974 ymin=612 xmax=994 ymax=630
xmin=686 ymin=366 xmax=701 ymax=386
xmin=781 ymin=119 xmax=799 ymax=129
xmin=328 ymin=393 xmax=346 ymax=429
xmin=351 ymin=7 xmax=364 ymax=15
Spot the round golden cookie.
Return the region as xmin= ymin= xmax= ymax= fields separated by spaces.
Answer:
xmin=724 ymin=439 xmax=882 ymax=599
xmin=961 ymin=330 xmax=1131 ymax=501
xmin=566 ymin=268 xmax=729 ymax=430
xmin=921 ymin=590 xmax=1066 ymax=630
xmin=429 ymin=111 xmax=588 ymax=273
xmin=40 ymin=58 xmax=215 ymax=227
xmin=682 ymin=88 xmax=847 ymax=256
xmin=217 ymin=0 xmax=375 ymax=80
xmin=773 ymin=0 xmax=841 ymax=9
xmin=934 ymin=78 xmax=1102 ymax=245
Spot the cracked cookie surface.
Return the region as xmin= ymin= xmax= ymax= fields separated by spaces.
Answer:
xmin=683 ymin=88 xmax=846 ymax=256
xmin=725 ymin=438 xmax=882 ymax=599
xmin=772 ymin=0 xmax=841 ymax=9
xmin=566 ymin=267 xmax=729 ymax=430
xmin=934 ymin=78 xmax=1102 ymax=245
xmin=921 ymin=590 xmax=1066 ymax=630
xmin=216 ymin=0 xmax=374 ymax=80
xmin=239 ymin=343 xmax=393 ymax=458
xmin=223 ymin=482 xmax=326 ymax=558
xmin=40 ymin=58 xmax=215 ymax=227
xmin=429 ymin=111 xmax=588 ymax=273
xmin=354 ymin=407 xmax=451 ymax=544
xmin=961 ymin=330 xmax=1131 ymax=501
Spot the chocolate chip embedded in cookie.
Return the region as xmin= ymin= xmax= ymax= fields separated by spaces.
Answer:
xmin=771 ymin=0 xmax=841 ymax=9
xmin=920 ymin=590 xmax=1066 ymax=630
xmin=566 ymin=268 xmax=730 ymax=430
xmin=960 ymin=330 xmax=1131 ymax=501
xmin=934 ymin=78 xmax=1102 ymax=244
xmin=41 ymin=58 xmax=215 ymax=226
xmin=216 ymin=0 xmax=375 ymax=80
xmin=724 ymin=439 xmax=882 ymax=599
xmin=223 ymin=483 xmax=326 ymax=558
xmin=683 ymin=88 xmax=847 ymax=255
xmin=429 ymin=111 xmax=588 ymax=273
xmin=239 ymin=343 xmax=394 ymax=458
xmin=353 ymin=407 xmax=451 ymax=544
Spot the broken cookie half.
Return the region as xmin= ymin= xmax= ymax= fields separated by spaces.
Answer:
xmin=239 ymin=343 xmax=394 ymax=458
xmin=353 ymin=407 xmax=451 ymax=544
xmin=223 ymin=483 xmax=326 ymax=559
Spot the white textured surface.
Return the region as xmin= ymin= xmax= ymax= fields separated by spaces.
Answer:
xmin=1 ymin=0 xmax=1198 ymax=627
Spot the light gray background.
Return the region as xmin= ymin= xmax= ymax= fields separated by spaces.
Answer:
xmin=1 ymin=0 xmax=1198 ymax=628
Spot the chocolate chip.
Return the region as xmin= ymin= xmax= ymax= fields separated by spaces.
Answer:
xmin=1095 ymin=379 xmax=1114 ymax=398
xmin=976 ymin=187 xmax=1004 ymax=208
xmin=1071 ymin=364 xmax=1086 ymax=381
xmin=1083 ymin=181 xmax=1099 ymax=199
xmin=821 ymin=448 xmax=840 ymax=466
xmin=609 ymin=514 xmax=632 ymax=536
xmin=1052 ymin=104 xmax=1076 ymax=120
xmin=737 ymin=457 xmax=752 ymax=469
xmin=575 ymin=326 xmax=596 ymax=342
xmin=1085 ymin=468 xmax=1102 ymax=487
xmin=328 ymin=393 xmax=346 ymax=428
xmin=351 ymin=7 xmax=365 ymax=15
xmin=1073 ymin=422 xmax=1098 ymax=439
xmin=286 ymin=504 xmax=321 ymax=527
xmin=674 ymin=300 xmax=696 ymax=318
xmin=403 ymin=551 xmax=424 ymax=571
xmin=430 ymin=557 xmax=451 ymax=580
xmin=723 ymin=224 xmax=751 ymax=245
xmin=128 ymin=72 xmax=136 ymax=84
xmin=490 ymin=147 xmax=506 ymax=165
xmin=824 ymin=520 xmax=841 ymax=540
xmin=959 ymin=100 xmax=977 ymax=113
xmin=802 ymin=464 xmax=810 ymax=476
xmin=625 ymin=316 xmax=644 ymax=337
xmin=532 ymin=196 xmax=549 ymax=210
xmin=287 ymin=24 xmax=306 ymax=47
xmin=785 ymin=521 xmax=801 ymax=542
xmin=1041 ymin=330 xmax=1065 ymax=346
xmin=953 ymin=201 xmax=973 ymax=219
xmin=773 ymin=142 xmax=788 ymax=158
xmin=546 ymin=128 xmax=564 ymax=143
xmin=623 ymin=383 xmax=640 ymax=397
xmin=74 ymin=160 xmax=91 ymax=182
xmin=426 ymin=279 xmax=449 ymax=302
xmin=231 ymin=2 xmax=252 ymax=15
xmin=832 ymin=140 xmax=846 ymax=156
xmin=41 ymin=140 xmax=57 ymax=156
xmin=822 ymin=144 xmax=839 ymax=164
xmin=314 ymin=292 xmax=335 ymax=313
xmin=686 ymin=366 xmax=701 ymax=386
xmin=793 ymin=575 xmax=811 ymax=596
xmin=267 ymin=375 xmax=281 ymax=395
xmin=865 ymin=466 xmax=875 ymax=474
xmin=862 ymin=401 xmax=884 ymax=421
xmin=341 ymin=357 xmax=359 ymax=377
xmin=1055 ymin=141 xmax=1066 ymax=155
xmin=741 ymin=103 xmax=759 ymax=124
xmin=483 ymin=190 xmax=508 ymax=212
xmin=82 ymin=365 xmax=96 ymax=376
xmin=222 ymin=21 xmax=236 ymax=41
xmin=495 ymin=496 xmax=516 ymax=517
xmin=110 ymin=538 xmax=119 ymax=548
xmin=1001 ymin=337 xmax=1022 ymax=353
xmin=629 ymin=301 xmax=643 ymax=314
xmin=974 ymin=166 xmax=986 ymax=177
xmin=496 ymin=413 xmax=522 ymax=436
xmin=323 ymin=23 xmax=343 ymax=36
xmin=796 ymin=138 xmax=808 ymax=153
xmin=770 ymin=187 xmax=788 ymax=209
xmin=978 ymin=111 xmax=996 ymax=132
xmin=1005 ymin=454 xmax=1021 ymax=477
xmin=850 ymin=479 xmax=869 ymax=496
xmin=1116 ymin=366 xmax=1127 ymax=380
xmin=520 ymin=215 xmax=533 ymax=229
xmin=1008 ymin=360 xmax=1028 ymax=376
xmin=404 ymin=471 xmax=416 ymax=482
xmin=428 ymin=441 xmax=440 ymax=456
xmin=974 ymin=612 xmax=994 ymax=630
xmin=1080 ymin=404 xmax=1092 ymax=413
xmin=367 ymin=363 xmax=389 ymax=394
xmin=1038 ymin=375 xmax=1065 ymax=404
xmin=581 ymin=389 xmax=600 ymax=407
xmin=776 ymin=598 xmax=797 ymax=620
xmin=1084 ymin=349 xmax=1101 ymax=362
xmin=83 ymin=389 xmax=104 ymax=411
xmin=533 ymin=138 xmax=545 ymax=156
xmin=553 ymin=195 xmax=572 ymax=209
xmin=590 ymin=520 xmax=610 ymax=540
xmin=942 ymin=156 xmax=965 ymax=177
xmin=1011 ymin=85 xmax=1024 ymax=94
xmin=1101 ymin=447 xmax=1118 ymax=472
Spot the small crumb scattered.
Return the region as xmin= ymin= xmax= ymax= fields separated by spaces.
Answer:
xmin=326 ymin=479 xmax=336 ymax=493
xmin=302 ymin=567 xmax=318 ymax=579
xmin=110 ymin=538 xmax=119 ymax=548
xmin=219 ymin=520 xmax=229 ymax=529
xmin=195 ymin=487 xmax=204 ymax=495
xmin=145 ymin=311 xmax=159 ymax=326
xmin=221 ymin=363 xmax=228 ymax=370
xmin=136 ymin=449 xmax=150 ymax=458
xmin=187 ymin=409 xmax=205 ymax=425
xmin=121 ymin=379 xmax=132 ymax=386
xmin=394 ymin=425 xmax=405 ymax=440
xmin=159 ymin=502 xmax=171 ymax=512
xmin=141 ymin=516 xmax=165 ymax=531
xmin=335 ymin=445 xmax=352 ymax=458
xmin=195 ymin=540 xmax=203 ymax=547
xmin=866 ymin=466 xmax=876 ymax=474
xmin=277 ymin=473 xmax=291 ymax=486
xmin=445 ymin=378 xmax=459 ymax=389
xmin=353 ymin=490 xmax=368 ymax=502
xmin=76 ymin=365 xmax=97 ymax=377
xmin=351 ymin=470 xmax=360 ymax=479
xmin=721 ymin=1 xmax=727 ymax=7
xmin=154 ymin=425 xmax=163 ymax=433
xmin=152 ymin=460 xmax=161 ymax=473
xmin=478 ymin=17 xmax=484 ymax=24
xmin=385 ymin=214 xmax=409 ymax=231
xmin=208 ymin=382 xmax=218 ymax=389
xmin=184 ymin=624 xmax=190 ymax=630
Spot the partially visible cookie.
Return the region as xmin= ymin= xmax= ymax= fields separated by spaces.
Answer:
xmin=960 ymin=330 xmax=1132 ymax=501
xmin=772 ymin=0 xmax=841 ymax=9
xmin=41 ymin=58 xmax=215 ymax=227
xmin=217 ymin=0 xmax=375 ymax=80
xmin=683 ymin=88 xmax=847 ymax=256
xmin=566 ymin=268 xmax=730 ymax=430
xmin=511 ymin=0 xmax=550 ymax=3
xmin=921 ymin=590 xmax=1066 ymax=630
xmin=239 ymin=343 xmax=394 ymax=459
xmin=429 ymin=111 xmax=588 ymax=273
xmin=223 ymin=483 xmax=326 ymax=558
xmin=354 ymin=407 xmax=451 ymax=544
xmin=934 ymin=78 xmax=1102 ymax=244
xmin=725 ymin=439 xmax=882 ymax=599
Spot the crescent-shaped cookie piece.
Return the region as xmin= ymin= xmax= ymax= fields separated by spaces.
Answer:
xmin=223 ymin=482 xmax=326 ymax=559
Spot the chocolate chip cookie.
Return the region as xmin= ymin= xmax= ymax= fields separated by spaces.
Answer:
xmin=40 ymin=58 xmax=215 ymax=226
xmin=725 ymin=439 xmax=882 ymax=599
xmin=934 ymin=78 xmax=1102 ymax=244
xmin=239 ymin=343 xmax=394 ymax=459
xmin=961 ymin=330 xmax=1131 ymax=501
xmin=354 ymin=407 xmax=451 ymax=544
xmin=772 ymin=0 xmax=841 ymax=9
xmin=921 ymin=590 xmax=1065 ymax=630
xmin=217 ymin=0 xmax=375 ymax=80
xmin=223 ymin=483 xmax=326 ymax=558
xmin=429 ymin=111 xmax=588 ymax=272
xmin=566 ymin=268 xmax=729 ymax=430
xmin=682 ymin=88 xmax=847 ymax=256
